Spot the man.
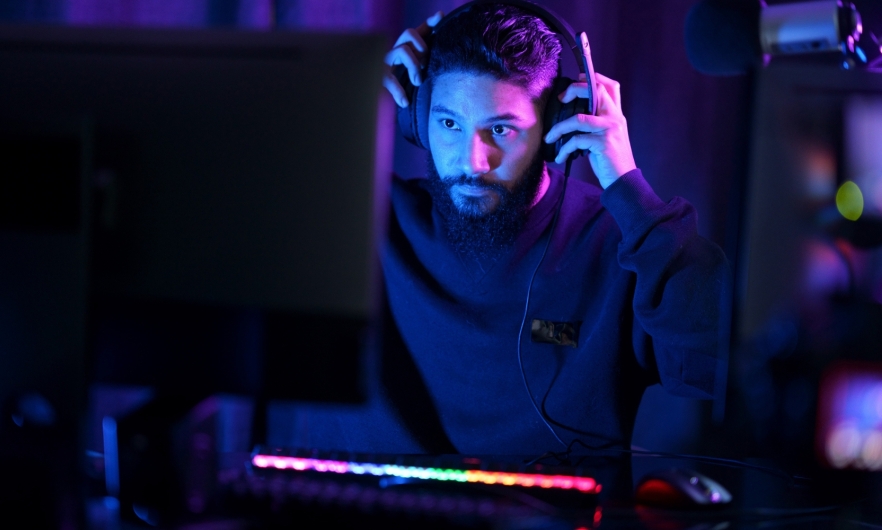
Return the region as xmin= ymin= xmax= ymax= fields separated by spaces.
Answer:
xmin=288 ymin=3 xmax=730 ymax=456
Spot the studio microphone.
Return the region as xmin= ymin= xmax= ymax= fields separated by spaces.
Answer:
xmin=685 ymin=0 xmax=863 ymax=75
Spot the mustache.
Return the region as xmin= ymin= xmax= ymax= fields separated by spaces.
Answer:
xmin=443 ymin=175 xmax=508 ymax=193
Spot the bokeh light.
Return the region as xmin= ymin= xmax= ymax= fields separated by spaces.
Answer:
xmin=859 ymin=430 xmax=882 ymax=470
xmin=803 ymin=146 xmax=837 ymax=199
xmin=819 ymin=366 xmax=882 ymax=470
xmin=836 ymin=181 xmax=864 ymax=221
xmin=827 ymin=422 xmax=862 ymax=468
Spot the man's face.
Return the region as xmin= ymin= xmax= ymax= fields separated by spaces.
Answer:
xmin=427 ymin=72 xmax=546 ymax=216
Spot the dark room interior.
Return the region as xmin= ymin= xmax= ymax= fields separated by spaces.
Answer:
xmin=1 ymin=0 xmax=881 ymax=528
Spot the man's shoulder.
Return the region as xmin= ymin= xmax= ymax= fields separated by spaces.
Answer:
xmin=558 ymin=170 xmax=602 ymax=200
xmin=547 ymin=168 xmax=608 ymax=225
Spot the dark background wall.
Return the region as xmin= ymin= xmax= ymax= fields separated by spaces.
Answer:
xmin=0 ymin=0 xmax=753 ymax=251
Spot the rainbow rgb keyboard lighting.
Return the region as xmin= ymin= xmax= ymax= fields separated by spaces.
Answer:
xmin=251 ymin=450 xmax=601 ymax=494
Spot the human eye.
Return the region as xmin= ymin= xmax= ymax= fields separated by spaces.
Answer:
xmin=491 ymin=124 xmax=512 ymax=136
xmin=440 ymin=118 xmax=459 ymax=130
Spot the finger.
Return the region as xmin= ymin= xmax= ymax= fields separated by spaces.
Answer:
xmin=544 ymin=113 xmax=612 ymax=143
xmin=427 ymin=10 xmax=444 ymax=27
xmin=383 ymin=71 xmax=408 ymax=107
xmin=595 ymin=83 xmax=624 ymax=119
xmin=560 ymin=79 xmax=617 ymax=108
xmin=559 ymin=81 xmax=590 ymax=104
xmin=412 ymin=10 xmax=444 ymax=40
xmin=595 ymin=83 xmax=610 ymax=115
xmin=562 ymin=73 xmax=622 ymax=111
xmin=611 ymin=82 xmax=621 ymax=110
xmin=594 ymin=72 xmax=612 ymax=83
xmin=394 ymin=27 xmax=429 ymax=53
xmin=554 ymin=133 xmax=605 ymax=165
xmin=384 ymin=45 xmax=423 ymax=85
xmin=391 ymin=10 xmax=444 ymax=64
xmin=559 ymin=80 xmax=606 ymax=116
xmin=594 ymin=72 xmax=622 ymax=109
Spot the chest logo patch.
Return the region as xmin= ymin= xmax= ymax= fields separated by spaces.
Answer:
xmin=530 ymin=319 xmax=581 ymax=348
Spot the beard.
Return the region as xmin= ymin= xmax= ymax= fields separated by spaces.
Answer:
xmin=426 ymin=150 xmax=545 ymax=261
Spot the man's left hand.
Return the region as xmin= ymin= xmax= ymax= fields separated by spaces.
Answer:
xmin=544 ymin=73 xmax=637 ymax=189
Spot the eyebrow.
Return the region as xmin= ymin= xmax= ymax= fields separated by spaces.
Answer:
xmin=430 ymin=104 xmax=526 ymax=124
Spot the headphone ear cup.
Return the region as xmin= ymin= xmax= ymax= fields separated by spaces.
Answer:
xmin=413 ymin=76 xmax=433 ymax=150
xmin=394 ymin=66 xmax=433 ymax=150
xmin=542 ymin=76 xmax=589 ymax=163
xmin=542 ymin=76 xmax=573 ymax=162
xmin=394 ymin=66 xmax=422 ymax=148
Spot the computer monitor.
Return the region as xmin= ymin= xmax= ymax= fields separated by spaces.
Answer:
xmin=0 ymin=24 xmax=392 ymax=405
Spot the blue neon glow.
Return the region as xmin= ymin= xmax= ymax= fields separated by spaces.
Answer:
xmin=856 ymin=46 xmax=867 ymax=63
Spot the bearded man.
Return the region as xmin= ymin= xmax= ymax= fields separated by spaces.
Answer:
xmin=287 ymin=2 xmax=730 ymax=456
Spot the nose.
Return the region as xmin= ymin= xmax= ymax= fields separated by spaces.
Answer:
xmin=460 ymin=131 xmax=493 ymax=177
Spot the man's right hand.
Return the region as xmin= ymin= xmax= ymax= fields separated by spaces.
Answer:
xmin=383 ymin=11 xmax=443 ymax=108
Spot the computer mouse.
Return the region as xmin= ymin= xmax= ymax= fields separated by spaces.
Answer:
xmin=634 ymin=468 xmax=732 ymax=509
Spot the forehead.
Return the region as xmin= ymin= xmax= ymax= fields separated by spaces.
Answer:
xmin=430 ymin=72 xmax=539 ymax=121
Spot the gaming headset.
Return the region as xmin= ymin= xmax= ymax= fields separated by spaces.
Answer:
xmin=394 ymin=0 xmax=598 ymax=164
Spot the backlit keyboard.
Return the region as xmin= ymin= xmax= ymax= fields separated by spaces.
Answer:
xmin=250 ymin=448 xmax=601 ymax=495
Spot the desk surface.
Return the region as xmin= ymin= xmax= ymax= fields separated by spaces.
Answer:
xmin=206 ymin=452 xmax=882 ymax=529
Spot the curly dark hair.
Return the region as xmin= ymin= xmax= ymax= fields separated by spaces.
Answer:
xmin=427 ymin=3 xmax=562 ymax=102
